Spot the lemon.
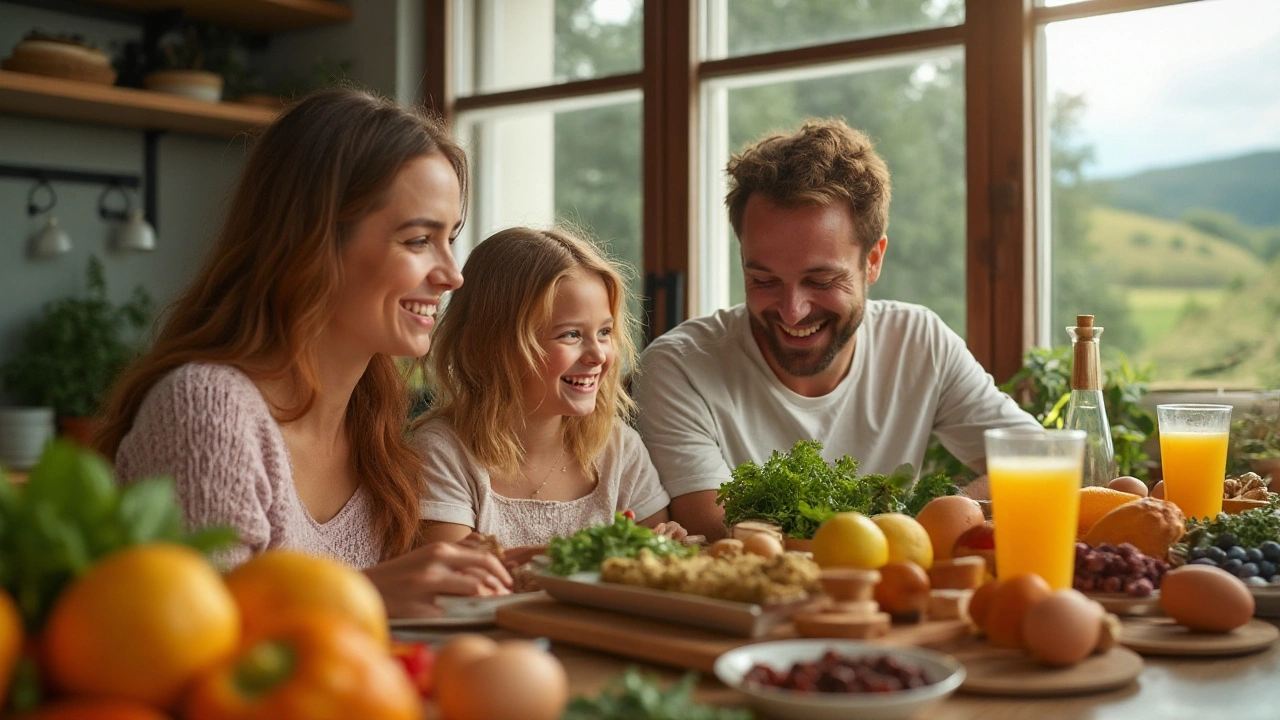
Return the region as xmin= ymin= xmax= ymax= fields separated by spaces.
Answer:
xmin=871 ymin=513 xmax=935 ymax=569
xmin=811 ymin=512 xmax=889 ymax=569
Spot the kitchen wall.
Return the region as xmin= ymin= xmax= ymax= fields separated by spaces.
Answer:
xmin=0 ymin=0 xmax=428 ymax=405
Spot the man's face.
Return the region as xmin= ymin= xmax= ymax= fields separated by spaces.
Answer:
xmin=739 ymin=194 xmax=886 ymax=391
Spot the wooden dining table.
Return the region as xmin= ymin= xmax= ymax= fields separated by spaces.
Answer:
xmin=410 ymin=621 xmax=1280 ymax=720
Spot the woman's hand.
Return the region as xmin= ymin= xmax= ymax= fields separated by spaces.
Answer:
xmin=502 ymin=545 xmax=547 ymax=569
xmin=363 ymin=542 xmax=513 ymax=619
xmin=653 ymin=521 xmax=704 ymax=545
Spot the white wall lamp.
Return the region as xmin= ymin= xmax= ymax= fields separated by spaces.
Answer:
xmin=26 ymin=179 xmax=71 ymax=259
xmin=99 ymin=184 xmax=156 ymax=252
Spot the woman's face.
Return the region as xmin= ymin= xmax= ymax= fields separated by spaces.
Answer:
xmin=331 ymin=152 xmax=464 ymax=359
xmin=523 ymin=269 xmax=616 ymax=421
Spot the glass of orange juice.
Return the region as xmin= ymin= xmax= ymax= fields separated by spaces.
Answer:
xmin=1157 ymin=404 xmax=1232 ymax=521
xmin=985 ymin=428 xmax=1086 ymax=590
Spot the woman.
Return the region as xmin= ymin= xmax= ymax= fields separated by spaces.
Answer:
xmin=413 ymin=227 xmax=683 ymax=556
xmin=96 ymin=87 xmax=509 ymax=618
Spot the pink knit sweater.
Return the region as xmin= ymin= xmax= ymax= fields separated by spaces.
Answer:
xmin=114 ymin=363 xmax=382 ymax=569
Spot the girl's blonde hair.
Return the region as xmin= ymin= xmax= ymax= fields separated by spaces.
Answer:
xmin=425 ymin=226 xmax=637 ymax=476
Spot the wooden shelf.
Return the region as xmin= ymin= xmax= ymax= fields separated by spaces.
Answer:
xmin=0 ymin=70 xmax=278 ymax=137
xmin=76 ymin=0 xmax=352 ymax=33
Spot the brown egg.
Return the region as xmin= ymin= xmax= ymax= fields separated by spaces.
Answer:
xmin=873 ymin=561 xmax=931 ymax=614
xmin=1023 ymin=590 xmax=1104 ymax=666
xmin=1151 ymin=481 xmax=1166 ymax=499
xmin=1108 ymin=476 xmax=1149 ymax=497
xmin=742 ymin=532 xmax=783 ymax=559
xmin=1160 ymin=565 xmax=1255 ymax=632
xmin=439 ymin=640 xmax=569 ymax=720
xmin=915 ymin=496 xmax=986 ymax=561
xmin=968 ymin=579 xmax=1001 ymax=632
xmin=709 ymin=538 xmax=745 ymax=559
xmin=433 ymin=633 xmax=497 ymax=696
xmin=985 ymin=573 xmax=1052 ymax=648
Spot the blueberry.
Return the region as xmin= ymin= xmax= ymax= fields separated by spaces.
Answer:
xmin=1216 ymin=533 xmax=1240 ymax=550
xmin=1246 ymin=576 xmax=1269 ymax=587
xmin=1261 ymin=541 xmax=1280 ymax=562
xmin=1227 ymin=546 xmax=1249 ymax=562
xmin=1246 ymin=547 xmax=1265 ymax=564
xmin=1236 ymin=562 xmax=1260 ymax=579
xmin=1190 ymin=558 xmax=1219 ymax=566
xmin=1188 ymin=546 xmax=1208 ymax=561
xmin=1259 ymin=560 xmax=1277 ymax=580
xmin=1207 ymin=547 xmax=1228 ymax=563
xmin=1223 ymin=558 xmax=1244 ymax=573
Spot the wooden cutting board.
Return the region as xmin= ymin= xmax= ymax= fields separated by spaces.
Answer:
xmin=1120 ymin=617 xmax=1279 ymax=656
xmin=933 ymin=638 xmax=1143 ymax=697
xmin=496 ymin=598 xmax=970 ymax=672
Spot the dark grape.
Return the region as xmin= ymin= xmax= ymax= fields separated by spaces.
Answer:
xmin=1216 ymin=534 xmax=1240 ymax=550
xmin=1085 ymin=555 xmax=1107 ymax=573
xmin=1260 ymin=541 xmax=1280 ymax=563
xmin=1247 ymin=547 xmax=1265 ymax=564
xmin=1258 ymin=560 xmax=1277 ymax=580
xmin=1188 ymin=546 xmax=1208 ymax=561
xmin=1125 ymin=578 xmax=1155 ymax=597
xmin=1117 ymin=543 xmax=1139 ymax=558
xmin=1227 ymin=546 xmax=1249 ymax=563
xmin=1190 ymin=558 xmax=1219 ymax=566
xmin=1223 ymin=558 xmax=1244 ymax=573
xmin=1101 ymin=576 xmax=1123 ymax=593
xmin=1246 ymin=576 xmax=1269 ymax=588
xmin=1207 ymin=547 xmax=1228 ymax=564
xmin=1236 ymin=562 xmax=1260 ymax=579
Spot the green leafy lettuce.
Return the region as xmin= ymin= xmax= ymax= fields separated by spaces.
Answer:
xmin=561 ymin=668 xmax=753 ymax=720
xmin=717 ymin=440 xmax=959 ymax=539
xmin=547 ymin=512 xmax=695 ymax=576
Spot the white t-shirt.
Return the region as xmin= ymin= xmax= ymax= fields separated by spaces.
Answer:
xmin=413 ymin=418 xmax=671 ymax=547
xmin=632 ymin=301 xmax=1040 ymax=497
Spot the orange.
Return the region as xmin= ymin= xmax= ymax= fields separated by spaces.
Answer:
xmin=28 ymin=698 xmax=172 ymax=720
xmin=1078 ymin=486 xmax=1139 ymax=537
xmin=0 ymin=589 xmax=22 ymax=709
xmin=915 ymin=496 xmax=986 ymax=561
xmin=223 ymin=550 xmax=388 ymax=647
xmin=43 ymin=543 xmax=238 ymax=710
xmin=985 ymin=573 xmax=1052 ymax=649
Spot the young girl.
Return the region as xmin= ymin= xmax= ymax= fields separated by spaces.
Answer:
xmin=413 ymin=227 xmax=680 ymax=550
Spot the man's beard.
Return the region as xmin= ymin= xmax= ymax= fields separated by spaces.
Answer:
xmin=750 ymin=304 xmax=862 ymax=378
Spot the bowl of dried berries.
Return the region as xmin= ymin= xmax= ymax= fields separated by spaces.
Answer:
xmin=714 ymin=640 xmax=964 ymax=720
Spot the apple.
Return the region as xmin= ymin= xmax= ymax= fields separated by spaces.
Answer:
xmin=952 ymin=521 xmax=996 ymax=577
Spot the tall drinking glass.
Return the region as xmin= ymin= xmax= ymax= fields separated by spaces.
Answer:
xmin=1157 ymin=404 xmax=1232 ymax=521
xmin=985 ymin=429 xmax=1086 ymax=590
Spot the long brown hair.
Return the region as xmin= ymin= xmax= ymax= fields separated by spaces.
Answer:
xmin=96 ymin=87 xmax=468 ymax=559
xmin=423 ymin=227 xmax=637 ymax=477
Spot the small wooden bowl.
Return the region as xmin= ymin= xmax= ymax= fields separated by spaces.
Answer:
xmin=817 ymin=568 xmax=880 ymax=602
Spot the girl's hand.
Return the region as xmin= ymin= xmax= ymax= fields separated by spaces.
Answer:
xmin=652 ymin=521 xmax=689 ymax=542
xmin=364 ymin=542 xmax=513 ymax=619
xmin=503 ymin=545 xmax=547 ymax=569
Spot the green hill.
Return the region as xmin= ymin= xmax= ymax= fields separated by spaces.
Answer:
xmin=1089 ymin=206 xmax=1265 ymax=288
xmin=1094 ymin=149 xmax=1280 ymax=227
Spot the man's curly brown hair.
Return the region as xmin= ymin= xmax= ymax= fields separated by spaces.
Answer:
xmin=725 ymin=118 xmax=891 ymax=258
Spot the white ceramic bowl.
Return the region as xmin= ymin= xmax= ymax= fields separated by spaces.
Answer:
xmin=714 ymin=640 xmax=965 ymax=720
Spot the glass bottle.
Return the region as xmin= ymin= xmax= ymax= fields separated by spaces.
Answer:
xmin=1065 ymin=315 xmax=1116 ymax=487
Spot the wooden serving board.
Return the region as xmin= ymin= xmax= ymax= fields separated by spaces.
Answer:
xmin=1120 ymin=617 xmax=1279 ymax=657
xmin=495 ymin=598 xmax=970 ymax=673
xmin=932 ymin=638 xmax=1143 ymax=697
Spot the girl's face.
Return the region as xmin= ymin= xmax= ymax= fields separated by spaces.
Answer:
xmin=523 ymin=269 xmax=616 ymax=421
xmin=330 ymin=152 xmax=464 ymax=359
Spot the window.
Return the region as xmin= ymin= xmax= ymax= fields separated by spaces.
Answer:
xmin=1038 ymin=0 xmax=1280 ymax=388
xmin=429 ymin=0 xmax=1280 ymax=388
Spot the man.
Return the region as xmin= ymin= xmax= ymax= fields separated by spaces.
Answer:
xmin=633 ymin=119 xmax=1039 ymax=540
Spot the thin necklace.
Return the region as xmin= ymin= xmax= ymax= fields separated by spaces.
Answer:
xmin=527 ymin=447 xmax=567 ymax=499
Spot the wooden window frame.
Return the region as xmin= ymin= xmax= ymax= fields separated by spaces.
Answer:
xmin=425 ymin=0 xmax=1199 ymax=382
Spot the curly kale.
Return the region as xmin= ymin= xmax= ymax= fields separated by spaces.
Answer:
xmin=546 ymin=512 xmax=695 ymax=575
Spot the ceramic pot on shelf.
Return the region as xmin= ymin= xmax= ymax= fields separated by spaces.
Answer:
xmin=0 ymin=407 xmax=55 ymax=471
xmin=143 ymin=70 xmax=224 ymax=102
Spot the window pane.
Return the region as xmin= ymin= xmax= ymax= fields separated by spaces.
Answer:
xmin=1041 ymin=0 xmax=1280 ymax=388
xmin=702 ymin=0 xmax=963 ymax=60
xmin=456 ymin=95 xmax=644 ymax=326
xmin=455 ymin=0 xmax=643 ymax=95
xmin=700 ymin=50 xmax=967 ymax=336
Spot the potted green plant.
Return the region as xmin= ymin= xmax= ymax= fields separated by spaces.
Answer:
xmin=1229 ymin=394 xmax=1280 ymax=480
xmin=143 ymin=21 xmax=238 ymax=102
xmin=0 ymin=256 xmax=152 ymax=447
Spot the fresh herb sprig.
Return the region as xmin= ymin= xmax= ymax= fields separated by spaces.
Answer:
xmin=717 ymin=440 xmax=959 ymax=539
xmin=1179 ymin=494 xmax=1280 ymax=551
xmin=547 ymin=512 xmax=695 ymax=576
xmin=0 ymin=441 xmax=237 ymax=631
xmin=561 ymin=668 xmax=753 ymax=720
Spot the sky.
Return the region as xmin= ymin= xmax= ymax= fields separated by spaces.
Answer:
xmin=1045 ymin=0 xmax=1280 ymax=179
